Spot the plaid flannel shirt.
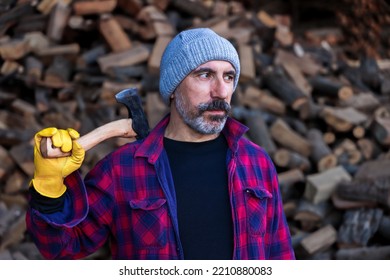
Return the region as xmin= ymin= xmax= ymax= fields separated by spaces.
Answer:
xmin=26 ymin=115 xmax=295 ymax=260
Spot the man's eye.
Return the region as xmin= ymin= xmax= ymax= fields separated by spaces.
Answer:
xmin=199 ymin=73 xmax=210 ymax=78
xmin=225 ymin=75 xmax=234 ymax=81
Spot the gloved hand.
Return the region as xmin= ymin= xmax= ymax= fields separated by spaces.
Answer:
xmin=31 ymin=127 xmax=85 ymax=198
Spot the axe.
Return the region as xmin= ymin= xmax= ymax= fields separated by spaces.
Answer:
xmin=40 ymin=88 xmax=149 ymax=158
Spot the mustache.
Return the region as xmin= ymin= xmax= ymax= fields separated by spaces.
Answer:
xmin=198 ymin=100 xmax=231 ymax=113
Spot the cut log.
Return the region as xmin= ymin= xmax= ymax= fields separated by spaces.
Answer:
xmin=305 ymin=165 xmax=352 ymax=204
xmin=240 ymin=109 xmax=277 ymax=155
xmin=171 ymin=0 xmax=211 ymax=20
xmin=336 ymin=176 xmax=390 ymax=207
xmin=360 ymin=56 xmax=382 ymax=92
xmin=294 ymin=199 xmax=331 ymax=231
xmin=355 ymin=158 xmax=390 ymax=180
xmin=371 ymin=116 xmax=390 ymax=146
xmin=43 ymin=56 xmax=72 ymax=88
xmin=307 ymin=128 xmax=337 ymax=172
xmin=273 ymin=148 xmax=311 ymax=172
xmin=309 ymin=75 xmax=354 ymax=101
xmin=270 ymin=118 xmax=311 ymax=157
xmin=357 ymin=138 xmax=381 ymax=160
xmin=278 ymin=168 xmax=305 ymax=200
xmin=263 ymin=66 xmax=308 ymax=111
xmin=242 ymin=86 xmax=286 ymax=115
xmin=331 ymin=192 xmax=377 ymax=210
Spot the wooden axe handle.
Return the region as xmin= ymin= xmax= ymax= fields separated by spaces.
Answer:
xmin=40 ymin=119 xmax=136 ymax=158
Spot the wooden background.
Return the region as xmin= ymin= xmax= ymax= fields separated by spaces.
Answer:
xmin=0 ymin=0 xmax=390 ymax=260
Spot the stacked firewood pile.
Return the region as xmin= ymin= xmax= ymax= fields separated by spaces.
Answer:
xmin=0 ymin=0 xmax=390 ymax=260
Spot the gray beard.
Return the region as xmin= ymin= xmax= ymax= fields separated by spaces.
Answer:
xmin=174 ymin=92 xmax=230 ymax=135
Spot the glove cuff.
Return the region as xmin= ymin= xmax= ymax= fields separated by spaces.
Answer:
xmin=31 ymin=177 xmax=67 ymax=198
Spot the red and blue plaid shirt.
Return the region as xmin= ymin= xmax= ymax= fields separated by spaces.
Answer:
xmin=26 ymin=115 xmax=295 ymax=260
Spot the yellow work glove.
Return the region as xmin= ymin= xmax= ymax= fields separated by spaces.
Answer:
xmin=31 ymin=127 xmax=85 ymax=198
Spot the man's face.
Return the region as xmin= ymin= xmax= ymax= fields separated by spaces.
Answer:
xmin=172 ymin=60 xmax=236 ymax=135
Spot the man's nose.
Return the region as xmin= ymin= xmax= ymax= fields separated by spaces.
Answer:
xmin=210 ymin=77 xmax=229 ymax=100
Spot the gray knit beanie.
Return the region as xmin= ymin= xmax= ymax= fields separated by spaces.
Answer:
xmin=159 ymin=28 xmax=240 ymax=104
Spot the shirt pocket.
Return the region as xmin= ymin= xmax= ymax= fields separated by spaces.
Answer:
xmin=129 ymin=198 xmax=168 ymax=248
xmin=244 ymin=187 xmax=272 ymax=236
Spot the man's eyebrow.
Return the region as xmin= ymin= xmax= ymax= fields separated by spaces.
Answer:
xmin=192 ymin=67 xmax=236 ymax=76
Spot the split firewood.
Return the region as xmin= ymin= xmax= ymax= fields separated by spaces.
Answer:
xmin=72 ymin=0 xmax=117 ymax=16
xmin=300 ymin=224 xmax=337 ymax=255
xmin=336 ymin=246 xmax=390 ymax=260
xmin=275 ymin=50 xmax=312 ymax=96
xmin=339 ymin=92 xmax=380 ymax=113
xmin=47 ymin=2 xmax=71 ymax=42
xmin=145 ymin=92 xmax=168 ymax=129
xmin=238 ymin=44 xmax=256 ymax=82
xmin=43 ymin=56 xmax=72 ymax=88
xmin=148 ymin=36 xmax=172 ymax=74
xmin=0 ymin=39 xmax=29 ymax=60
xmin=0 ymin=145 xmax=15 ymax=181
xmin=117 ymin=0 xmax=143 ymax=16
xmin=99 ymin=14 xmax=132 ymax=53
xmin=0 ymin=211 xmax=26 ymax=251
xmin=9 ymin=142 xmax=34 ymax=177
xmin=137 ymin=5 xmax=175 ymax=38
xmin=320 ymin=106 xmax=368 ymax=132
xmin=252 ymin=10 xmax=276 ymax=53
xmin=337 ymin=208 xmax=383 ymax=247
xmin=34 ymin=43 xmax=80 ymax=57
xmin=97 ymin=44 xmax=151 ymax=73
xmin=305 ymin=166 xmax=352 ymax=205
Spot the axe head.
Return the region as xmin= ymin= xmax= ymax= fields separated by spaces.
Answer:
xmin=115 ymin=88 xmax=150 ymax=140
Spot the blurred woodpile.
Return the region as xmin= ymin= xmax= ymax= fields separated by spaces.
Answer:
xmin=0 ymin=0 xmax=390 ymax=260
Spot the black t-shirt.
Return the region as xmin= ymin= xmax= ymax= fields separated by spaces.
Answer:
xmin=164 ymin=134 xmax=234 ymax=260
